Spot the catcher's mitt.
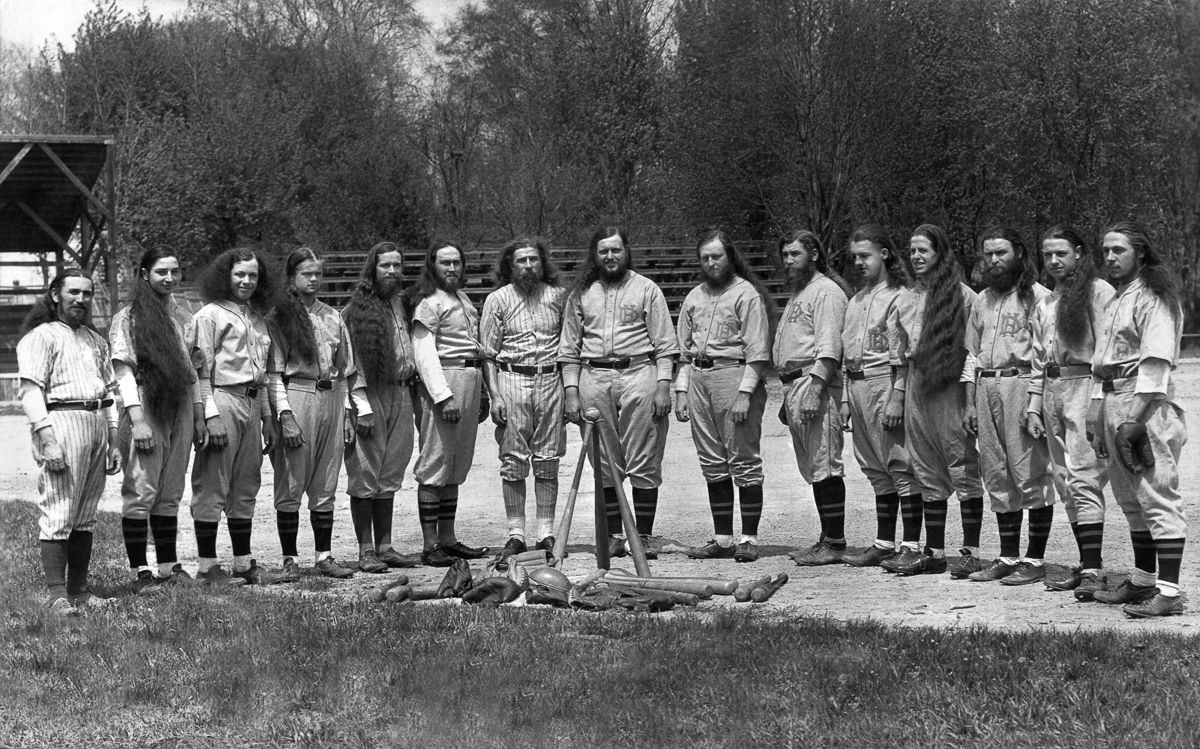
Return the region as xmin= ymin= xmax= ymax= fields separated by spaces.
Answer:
xmin=1115 ymin=421 xmax=1155 ymax=474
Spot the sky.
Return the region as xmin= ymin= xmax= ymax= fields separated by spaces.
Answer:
xmin=0 ymin=0 xmax=463 ymax=53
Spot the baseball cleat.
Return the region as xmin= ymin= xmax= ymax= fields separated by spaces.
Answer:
xmin=967 ymin=559 xmax=1018 ymax=582
xmin=72 ymin=591 xmax=114 ymax=609
xmin=358 ymin=549 xmax=388 ymax=574
xmin=789 ymin=537 xmax=845 ymax=566
xmin=608 ymin=536 xmax=628 ymax=559
xmin=1044 ymin=567 xmax=1082 ymax=591
xmin=948 ymin=550 xmax=987 ymax=579
xmin=199 ymin=564 xmax=247 ymax=588
xmin=499 ymin=537 xmax=528 ymax=558
xmin=315 ymin=556 xmax=354 ymax=579
xmin=843 ymin=545 xmax=898 ymax=568
xmin=233 ymin=560 xmax=268 ymax=586
xmin=421 ymin=545 xmax=457 ymax=568
xmin=686 ymin=540 xmax=736 ymax=560
xmin=1123 ymin=592 xmax=1186 ymax=618
xmin=999 ymin=561 xmax=1046 ymax=586
xmin=733 ymin=541 xmax=759 ymax=563
xmin=443 ymin=541 xmax=488 ymax=559
xmin=274 ymin=557 xmax=302 ymax=584
xmin=1093 ymin=580 xmax=1157 ymax=605
xmin=48 ymin=596 xmax=80 ymax=618
xmin=160 ymin=564 xmax=197 ymax=587
xmin=131 ymin=569 xmax=163 ymax=595
xmin=1074 ymin=571 xmax=1107 ymax=602
xmin=895 ymin=551 xmax=947 ymax=576
xmin=881 ymin=547 xmax=922 ymax=572
xmin=630 ymin=535 xmax=658 ymax=560
xmin=377 ymin=548 xmax=421 ymax=568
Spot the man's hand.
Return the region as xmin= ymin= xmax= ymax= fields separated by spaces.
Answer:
xmin=261 ymin=416 xmax=278 ymax=454
xmin=1025 ymin=411 xmax=1045 ymax=440
xmin=440 ymin=396 xmax=461 ymax=423
xmin=343 ymin=408 xmax=356 ymax=447
xmin=882 ymin=390 xmax=904 ymax=431
xmin=1115 ymin=421 xmax=1155 ymax=474
xmin=1086 ymin=400 xmax=1107 ymax=458
xmin=674 ymin=393 xmax=690 ymax=422
xmin=40 ymin=436 xmax=66 ymax=473
xmin=652 ymin=381 xmax=671 ymax=419
xmin=193 ymin=418 xmax=208 ymax=450
xmin=794 ymin=377 xmax=822 ymax=425
xmin=131 ymin=419 xmax=156 ymax=454
xmin=205 ymin=416 xmax=228 ymax=450
xmin=963 ymin=403 xmax=978 ymax=436
xmin=356 ymin=412 xmax=376 ymax=441
xmin=105 ymin=443 xmax=123 ymax=475
xmin=839 ymin=401 xmax=852 ymax=432
xmin=490 ymin=393 xmax=508 ymax=426
xmin=731 ymin=392 xmax=751 ymax=424
xmin=563 ymin=388 xmax=581 ymax=424
xmin=280 ymin=411 xmax=305 ymax=449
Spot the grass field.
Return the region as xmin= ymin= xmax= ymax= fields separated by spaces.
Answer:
xmin=3 ymin=502 xmax=1200 ymax=748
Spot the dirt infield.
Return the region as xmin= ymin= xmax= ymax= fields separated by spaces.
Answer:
xmin=3 ymin=363 xmax=1200 ymax=632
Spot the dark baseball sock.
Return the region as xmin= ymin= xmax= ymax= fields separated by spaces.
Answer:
xmin=900 ymin=493 xmax=923 ymax=544
xmin=960 ymin=496 xmax=984 ymax=548
xmin=417 ymin=486 xmax=439 ymax=548
xmin=603 ymin=486 xmax=623 ymax=536
xmin=1131 ymin=530 xmax=1157 ymax=574
xmin=277 ymin=510 xmax=300 ymax=558
xmin=149 ymin=514 xmax=178 ymax=565
xmin=813 ymin=477 xmax=846 ymax=543
xmin=195 ymin=520 xmax=219 ymax=559
xmin=227 ymin=518 xmax=253 ymax=557
xmin=40 ymin=540 xmax=68 ymax=594
xmin=122 ymin=516 xmax=149 ymax=568
xmin=707 ymin=478 xmax=735 ymax=536
xmin=739 ymin=484 xmax=764 ymax=537
xmin=350 ymin=495 xmax=375 ymax=549
xmin=1156 ymin=537 xmax=1186 ymax=585
xmin=924 ymin=499 xmax=948 ymax=552
xmin=372 ymin=497 xmax=395 ymax=548
xmin=997 ymin=511 xmax=1022 ymax=559
xmin=65 ymin=530 xmax=93 ymax=596
xmin=1025 ymin=506 xmax=1054 ymax=560
xmin=875 ymin=492 xmax=899 ymax=544
xmin=1073 ymin=522 xmax=1104 ymax=570
xmin=438 ymin=485 xmax=459 ymax=541
xmin=631 ymin=486 xmax=658 ymax=536
xmin=311 ymin=510 xmax=334 ymax=554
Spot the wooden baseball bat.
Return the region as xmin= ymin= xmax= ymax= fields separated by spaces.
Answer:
xmin=368 ymin=576 xmax=410 ymax=602
xmin=552 ymin=419 xmax=594 ymax=564
xmin=591 ymin=415 xmax=610 ymax=570
xmin=607 ymin=569 xmax=738 ymax=596
xmin=592 ymin=416 xmax=652 ymax=576
xmin=601 ymin=577 xmax=713 ymax=597
xmin=734 ymin=575 xmax=772 ymax=603
xmin=750 ymin=573 xmax=789 ymax=603
xmin=385 ymin=583 xmax=442 ymax=603
xmin=600 ymin=582 xmax=701 ymax=606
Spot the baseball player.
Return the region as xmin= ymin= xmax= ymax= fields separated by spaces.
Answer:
xmin=559 ymin=227 xmax=679 ymax=559
xmin=889 ymin=224 xmax=986 ymax=576
xmin=963 ymin=228 xmax=1055 ymax=585
xmin=480 ymin=238 xmax=567 ymax=559
xmin=675 ymin=230 xmax=771 ymax=563
xmin=18 ymin=269 xmax=122 ymax=615
xmin=410 ymin=241 xmax=489 ymax=567
xmin=834 ymin=225 xmax=925 ymax=572
xmin=1087 ymin=222 xmax=1187 ymax=618
xmin=189 ymin=248 xmax=279 ymax=586
xmin=772 ymin=230 xmax=851 ymax=566
xmin=342 ymin=242 xmax=421 ymax=573
xmin=268 ymin=248 xmax=357 ymax=580
xmin=109 ymin=248 xmax=202 ymax=593
xmin=1026 ymin=226 xmax=1114 ymax=599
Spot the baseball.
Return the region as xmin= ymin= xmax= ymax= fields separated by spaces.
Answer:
xmin=583 ymin=407 xmax=601 ymax=420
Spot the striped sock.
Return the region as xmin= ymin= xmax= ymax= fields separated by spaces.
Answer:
xmin=1073 ymin=522 xmax=1103 ymax=570
xmin=924 ymin=499 xmax=948 ymax=553
xmin=149 ymin=514 xmax=177 ymax=565
xmin=417 ymin=486 xmax=439 ymax=549
xmin=195 ymin=520 xmax=220 ymax=559
xmin=227 ymin=518 xmax=252 ymax=557
xmin=502 ymin=479 xmax=527 ymax=539
xmin=122 ymin=517 xmax=149 ymax=569
xmin=707 ymin=478 xmax=735 ymax=536
xmin=438 ymin=485 xmax=459 ymax=541
xmin=372 ymin=497 xmax=395 ymax=549
xmin=1131 ymin=530 xmax=1157 ymax=575
xmin=534 ymin=477 xmax=557 ymax=539
xmin=900 ymin=493 xmax=923 ymax=544
xmin=875 ymin=492 xmax=899 ymax=546
xmin=1155 ymin=537 xmax=1185 ymax=585
xmin=997 ymin=511 xmax=1022 ymax=559
xmin=960 ymin=496 xmax=984 ymax=548
xmin=277 ymin=510 xmax=300 ymax=558
xmin=603 ymin=487 xmax=623 ymax=536
xmin=813 ymin=477 xmax=846 ymax=541
xmin=1025 ymin=506 xmax=1054 ymax=560
xmin=632 ymin=487 xmax=658 ymax=536
xmin=350 ymin=496 xmax=374 ymax=551
xmin=311 ymin=510 xmax=334 ymax=554
xmin=739 ymin=484 xmax=764 ymax=537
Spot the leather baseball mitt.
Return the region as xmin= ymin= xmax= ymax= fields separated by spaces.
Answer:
xmin=1115 ymin=421 xmax=1155 ymax=474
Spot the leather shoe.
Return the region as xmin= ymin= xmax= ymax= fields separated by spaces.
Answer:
xmin=500 ymin=537 xmax=527 ymax=557
xmin=844 ymin=545 xmax=898 ymax=568
xmin=630 ymin=535 xmax=658 ymax=560
xmin=968 ymin=559 xmax=1018 ymax=582
xmin=733 ymin=541 xmax=759 ymax=563
xmin=358 ymin=549 xmax=388 ymax=574
xmin=443 ymin=541 xmax=488 ymax=559
xmin=686 ymin=540 xmax=736 ymax=560
xmin=948 ymin=550 xmax=987 ymax=579
xmin=1044 ymin=567 xmax=1081 ymax=591
xmin=999 ymin=560 xmax=1045 ymax=586
xmin=1074 ymin=571 xmax=1107 ymax=602
xmin=377 ymin=548 xmax=421 ymax=568
xmin=1093 ymin=579 xmax=1157 ymax=605
xmin=421 ymin=545 xmax=457 ymax=567
xmin=789 ymin=536 xmax=846 ymax=566
xmin=895 ymin=551 xmax=947 ymax=576
xmin=315 ymin=556 xmax=354 ymax=579
xmin=1124 ymin=592 xmax=1186 ymax=618
xmin=608 ymin=536 xmax=628 ymax=558
xmin=881 ymin=546 xmax=922 ymax=573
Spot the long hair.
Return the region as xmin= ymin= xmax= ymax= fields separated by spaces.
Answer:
xmin=130 ymin=248 xmax=193 ymax=419
xmin=1042 ymin=225 xmax=1097 ymax=352
xmin=271 ymin=247 xmax=321 ymax=366
xmin=1106 ymin=221 xmax=1181 ymax=319
xmin=343 ymin=241 xmax=404 ymax=387
xmin=495 ymin=237 xmax=560 ymax=288
xmin=848 ymin=224 xmax=908 ymax=290
xmin=573 ymin=226 xmax=634 ymax=293
xmin=199 ymin=247 xmax=274 ymax=314
xmin=406 ymin=240 xmax=466 ymax=316
xmin=697 ymin=228 xmax=778 ymax=344
xmin=980 ymin=226 xmax=1036 ymax=311
xmin=778 ymin=229 xmax=853 ymax=297
xmin=22 ymin=268 xmax=93 ymax=334
xmin=909 ymin=223 xmax=967 ymax=394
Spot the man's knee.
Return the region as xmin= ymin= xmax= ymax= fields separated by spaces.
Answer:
xmin=532 ymin=459 xmax=559 ymax=480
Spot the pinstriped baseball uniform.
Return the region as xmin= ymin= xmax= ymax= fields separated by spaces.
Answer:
xmin=190 ymin=301 xmax=273 ymax=522
xmin=842 ymin=280 xmax=913 ymax=496
xmin=18 ymin=322 xmax=119 ymax=540
xmin=270 ymin=300 xmax=354 ymax=513
xmin=480 ymin=283 xmax=567 ymax=481
xmin=773 ymin=271 xmax=846 ymax=483
xmin=676 ymin=276 xmax=769 ymax=486
xmin=559 ymin=270 xmax=679 ymax=489
xmin=1093 ymin=277 xmax=1186 ymax=539
xmin=110 ymin=301 xmax=196 ymax=520
xmin=344 ymin=295 xmax=416 ymax=499
xmin=414 ymin=288 xmax=482 ymax=486
xmin=1028 ymin=279 xmax=1113 ymax=524
xmin=889 ymin=283 xmax=982 ymax=503
xmin=966 ymin=282 xmax=1055 ymax=513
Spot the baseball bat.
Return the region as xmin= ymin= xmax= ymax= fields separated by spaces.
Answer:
xmin=591 ymin=413 xmax=610 ymax=570
xmin=607 ymin=569 xmax=738 ymax=596
xmin=600 ymin=577 xmax=713 ymax=598
xmin=734 ymin=575 xmax=772 ymax=603
xmin=368 ymin=576 xmax=411 ymax=602
xmin=552 ymin=417 xmax=595 ymax=564
xmin=600 ymin=582 xmax=701 ymax=606
xmin=592 ymin=416 xmax=652 ymax=576
xmin=750 ymin=573 xmax=789 ymax=603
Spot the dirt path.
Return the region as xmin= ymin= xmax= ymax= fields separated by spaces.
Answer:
xmin=4 ymin=364 xmax=1200 ymax=632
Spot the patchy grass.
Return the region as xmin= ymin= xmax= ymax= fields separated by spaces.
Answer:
xmin=2 ymin=501 xmax=1199 ymax=747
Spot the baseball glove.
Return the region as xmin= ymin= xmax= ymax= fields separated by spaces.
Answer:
xmin=1115 ymin=421 xmax=1155 ymax=474
xmin=436 ymin=558 xmax=474 ymax=598
xmin=462 ymin=577 xmax=523 ymax=606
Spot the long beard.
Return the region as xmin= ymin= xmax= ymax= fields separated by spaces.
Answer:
xmin=703 ymin=266 xmax=734 ymax=289
xmin=785 ymin=264 xmax=815 ymax=293
xmin=600 ymin=264 xmax=628 ymax=283
xmin=986 ymin=263 xmax=1020 ymax=293
xmin=515 ymin=274 xmax=543 ymax=296
xmin=375 ymin=277 xmax=399 ymax=299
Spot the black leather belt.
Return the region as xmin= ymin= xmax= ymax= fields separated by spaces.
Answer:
xmin=779 ymin=370 xmax=807 ymax=384
xmin=1044 ymin=364 xmax=1091 ymax=379
xmin=845 ymin=369 xmax=867 ymax=381
xmin=439 ymin=358 xmax=483 ymax=368
xmin=287 ymin=376 xmax=334 ymax=391
xmin=587 ymin=358 xmax=632 ymax=370
xmin=499 ymin=362 xmax=559 ymax=375
xmin=692 ymin=357 xmax=744 ymax=370
xmin=977 ymin=367 xmax=1031 ymax=378
xmin=1101 ymin=377 xmax=1135 ymax=393
xmin=47 ymin=398 xmax=113 ymax=411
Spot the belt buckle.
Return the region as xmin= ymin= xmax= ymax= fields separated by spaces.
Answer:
xmin=1102 ymin=379 xmax=1115 ymax=393
xmin=1045 ymin=364 xmax=1061 ymax=378
xmin=246 ymin=386 xmax=259 ymax=399
xmin=316 ymin=379 xmax=333 ymax=391
xmin=693 ymin=357 xmax=714 ymax=370
xmin=84 ymin=399 xmax=99 ymax=410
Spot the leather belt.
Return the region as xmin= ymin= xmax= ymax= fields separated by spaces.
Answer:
xmin=692 ymin=357 xmax=745 ymax=370
xmin=844 ymin=365 xmax=890 ymax=381
xmin=1045 ymin=364 xmax=1091 ymax=380
xmin=977 ymin=366 xmax=1031 ymax=378
xmin=778 ymin=360 xmax=817 ymax=384
xmin=1101 ymin=376 xmax=1136 ymax=393
xmin=220 ymin=383 xmax=260 ymax=399
xmin=47 ymin=398 xmax=113 ymax=411
xmin=394 ymin=375 xmax=421 ymax=387
xmin=286 ymin=376 xmax=334 ymax=391
xmin=439 ymin=358 xmax=483 ymax=368
xmin=586 ymin=354 xmax=651 ymax=370
xmin=499 ymin=362 xmax=559 ymax=375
